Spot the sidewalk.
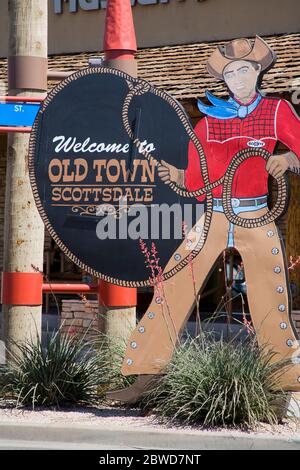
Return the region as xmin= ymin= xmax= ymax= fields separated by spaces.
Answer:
xmin=0 ymin=407 xmax=299 ymax=450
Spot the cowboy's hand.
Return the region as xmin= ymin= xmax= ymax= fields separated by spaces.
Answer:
xmin=266 ymin=155 xmax=289 ymax=178
xmin=158 ymin=160 xmax=180 ymax=184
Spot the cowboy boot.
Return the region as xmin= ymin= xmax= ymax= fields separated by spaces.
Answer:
xmin=106 ymin=374 xmax=163 ymax=404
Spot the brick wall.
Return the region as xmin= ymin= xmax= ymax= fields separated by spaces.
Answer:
xmin=60 ymin=299 xmax=99 ymax=339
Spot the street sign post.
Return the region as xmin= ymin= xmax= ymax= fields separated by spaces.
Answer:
xmin=0 ymin=96 xmax=44 ymax=133
xmin=0 ymin=102 xmax=40 ymax=127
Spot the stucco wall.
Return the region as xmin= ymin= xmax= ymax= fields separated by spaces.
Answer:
xmin=0 ymin=0 xmax=300 ymax=58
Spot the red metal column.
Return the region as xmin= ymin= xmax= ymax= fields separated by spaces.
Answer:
xmin=98 ymin=280 xmax=137 ymax=308
xmin=2 ymin=272 xmax=43 ymax=305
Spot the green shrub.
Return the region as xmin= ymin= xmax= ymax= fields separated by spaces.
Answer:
xmin=143 ymin=334 xmax=289 ymax=428
xmin=90 ymin=335 xmax=136 ymax=393
xmin=1 ymin=331 xmax=106 ymax=408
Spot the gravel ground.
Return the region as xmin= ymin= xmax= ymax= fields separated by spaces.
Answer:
xmin=0 ymin=404 xmax=299 ymax=438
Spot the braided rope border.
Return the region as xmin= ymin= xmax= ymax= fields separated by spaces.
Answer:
xmin=222 ymin=148 xmax=288 ymax=227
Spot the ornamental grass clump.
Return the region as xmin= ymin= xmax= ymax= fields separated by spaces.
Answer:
xmin=143 ymin=334 xmax=289 ymax=428
xmin=1 ymin=331 xmax=108 ymax=408
xmin=90 ymin=333 xmax=136 ymax=393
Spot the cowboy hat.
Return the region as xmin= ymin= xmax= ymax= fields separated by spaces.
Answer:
xmin=207 ymin=35 xmax=276 ymax=80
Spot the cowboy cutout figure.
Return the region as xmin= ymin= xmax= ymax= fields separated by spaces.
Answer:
xmin=108 ymin=36 xmax=300 ymax=403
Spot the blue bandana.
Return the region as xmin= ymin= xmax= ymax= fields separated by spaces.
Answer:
xmin=197 ymin=91 xmax=262 ymax=119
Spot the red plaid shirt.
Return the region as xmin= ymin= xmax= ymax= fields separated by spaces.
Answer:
xmin=185 ymin=96 xmax=300 ymax=201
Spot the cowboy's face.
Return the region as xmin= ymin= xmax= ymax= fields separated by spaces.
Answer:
xmin=223 ymin=60 xmax=261 ymax=100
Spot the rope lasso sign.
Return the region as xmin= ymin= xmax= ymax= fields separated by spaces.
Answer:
xmin=121 ymin=78 xmax=289 ymax=279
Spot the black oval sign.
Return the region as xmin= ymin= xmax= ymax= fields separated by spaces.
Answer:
xmin=29 ymin=67 xmax=203 ymax=286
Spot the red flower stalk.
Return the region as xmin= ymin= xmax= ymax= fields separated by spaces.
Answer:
xmin=139 ymin=238 xmax=178 ymax=346
xmin=242 ymin=310 xmax=255 ymax=335
xmin=289 ymin=255 xmax=300 ymax=271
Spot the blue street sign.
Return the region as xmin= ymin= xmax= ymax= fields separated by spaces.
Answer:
xmin=0 ymin=102 xmax=40 ymax=127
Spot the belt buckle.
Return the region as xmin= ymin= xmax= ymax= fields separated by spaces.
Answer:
xmin=232 ymin=198 xmax=240 ymax=208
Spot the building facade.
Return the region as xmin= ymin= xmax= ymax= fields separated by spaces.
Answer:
xmin=1 ymin=0 xmax=300 ymax=58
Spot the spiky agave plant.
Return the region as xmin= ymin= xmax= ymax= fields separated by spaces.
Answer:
xmin=2 ymin=330 xmax=109 ymax=408
xmin=143 ymin=333 xmax=290 ymax=428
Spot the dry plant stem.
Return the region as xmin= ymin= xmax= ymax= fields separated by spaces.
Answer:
xmin=182 ymin=222 xmax=201 ymax=336
xmin=222 ymin=251 xmax=232 ymax=340
xmin=240 ymin=294 xmax=255 ymax=335
xmin=150 ymin=243 xmax=178 ymax=344
xmin=31 ymin=263 xmax=60 ymax=317
xmin=139 ymin=239 xmax=178 ymax=348
xmin=159 ymin=282 xmax=179 ymax=347
xmin=289 ymin=255 xmax=300 ymax=271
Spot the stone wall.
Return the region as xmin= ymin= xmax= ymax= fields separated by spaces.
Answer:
xmin=60 ymin=299 xmax=99 ymax=340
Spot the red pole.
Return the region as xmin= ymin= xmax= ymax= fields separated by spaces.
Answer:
xmin=42 ymin=283 xmax=98 ymax=294
xmin=0 ymin=126 xmax=32 ymax=133
xmin=0 ymin=96 xmax=45 ymax=103
xmin=47 ymin=70 xmax=74 ymax=80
